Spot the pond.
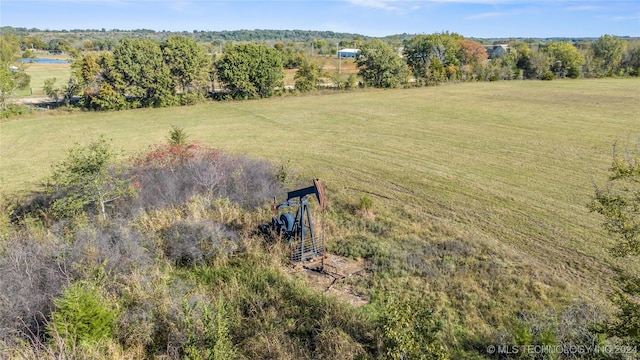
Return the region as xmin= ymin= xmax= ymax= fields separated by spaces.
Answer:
xmin=20 ymin=58 xmax=71 ymax=64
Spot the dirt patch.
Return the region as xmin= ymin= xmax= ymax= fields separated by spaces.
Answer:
xmin=16 ymin=97 xmax=51 ymax=105
xmin=289 ymin=254 xmax=370 ymax=307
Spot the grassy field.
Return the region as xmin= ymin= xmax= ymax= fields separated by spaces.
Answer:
xmin=2 ymin=78 xmax=639 ymax=345
xmin=15 ymin=62 xmax=72 ymax=97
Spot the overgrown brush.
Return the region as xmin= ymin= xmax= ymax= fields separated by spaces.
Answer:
xmin=161 ymin=219 xmax=239 ymax=267
xmin=8 ymin=136 xmax=283 ymax=225
xmin=185 ymin=253 xmax=382 ymax=359
xmin=126 ymin=142 xmax=283 ymax=214
xmin=0 ymin=232 xmax=67 ymax=342
xmin=0 ymin=218 xmax=155 ymax=344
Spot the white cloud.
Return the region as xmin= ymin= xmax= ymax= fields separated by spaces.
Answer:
xmin=347 ymin=0 xmax=402 ymax=11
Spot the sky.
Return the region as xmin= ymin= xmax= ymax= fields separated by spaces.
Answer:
xmin=1 ymin=0 xmax=639 ymax=38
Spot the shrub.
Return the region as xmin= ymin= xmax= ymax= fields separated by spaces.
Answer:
xmin=0 ymin=103 xmax=32 ymax=118
xmin=377 ymin=295 xmax=446 ymax=359
xmin=48 ymin=281 xmax=117 ymax=347
xmin=86 ymin=82 xmax=128 ymax=111
xmin=127 ymin=143 xmax=282 ymax=211
xmin=358 ymin=194 xmax=373 ymax=213
xmin=180 ymin=295 xmax=237 ymax=360
xmin=0 ymin=232 xmax=67 ymax=342
xmin=65 ymin=219 xmax=155 ymax=278
xmin=47 ymin=135 xmax=135 ymax=220
xmin=161 ymin=219 xmax=239 ymax=267
xmin=488 ymin=300 xmax=610 ymax=358
xmin=0 ymin=214 xmax=156 ymax=348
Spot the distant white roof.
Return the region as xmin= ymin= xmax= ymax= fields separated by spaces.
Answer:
xmin=339 ymin=48 xmax=359 ymax=53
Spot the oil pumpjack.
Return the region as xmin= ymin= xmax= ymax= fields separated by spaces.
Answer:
xmin=267 ymin=179 xmax=326 ymax=262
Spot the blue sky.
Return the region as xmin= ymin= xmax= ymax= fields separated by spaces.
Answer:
xmin=2 ymin=1 xmax=639 ymax=38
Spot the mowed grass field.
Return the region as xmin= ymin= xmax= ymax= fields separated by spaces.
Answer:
xmin=15 ymin=62 xmax=72 ymax=97
xmin=2 ymin=79 xmax=639 ymax=332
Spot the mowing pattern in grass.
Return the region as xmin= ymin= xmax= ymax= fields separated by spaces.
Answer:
xmin=15 ymin=63 xmax=72 ymax=97
xmin=2 ymin=79 xmax=639 ymax=340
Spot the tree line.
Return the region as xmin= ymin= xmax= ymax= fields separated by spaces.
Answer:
xmin=359 ymin=32 xmax=639 ymax=88
xmin=2 ymin=32 xmax=638 ymax=116
xmin=2 ymin=26 xmax=369 ymax=52
xmin=61 ymin=37 xmax=288 ymax=110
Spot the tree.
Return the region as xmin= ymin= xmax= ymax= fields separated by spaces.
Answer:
xmin=43 ymin=78 xmax=80 ymax=106
xmin=0 ymin=34 xmax=30 ymax=112
xmin=311 ymin=39 xmax=328 ymax=55
xmin=0 ymin=66 xmax=17 ymax=111
xmin=294 ymin=56 xmax=321 ymax=92
xmin=458 ymin=39 xmax=487 ymax=66
xmin=43 ymin=78 xmax=61 ymax=102
xmin=112 ymin=38 xmax=176 ymax=107
xmin=48 ymin=136 xmax=134 ymax=220
xmin=71 ymin=53 xmax=101 ymax=90
xmin=589 ymin=140 xmax=640 ymax=346
xmin=74 ymin=53 xmax=128 ymax=111
xmin=168 ymin=125 xmax=189 ymax=146
xmin=621 ymin=40 xmax=640 ymax=76
xmin=589 ymin=142 xmax=640 ymax=257
xmin=545 ymin=41 xmax=585 ymax=79
xmin=20 ymin=36 xmax=47 ymax=50
xmin=0 ymin=34 xmax=20 ymax=64
xmin=21 ymin=49 xmax=36 ymax=61
xmin=356 ymin=39 xmax=407 ymax=88
xmin=215 ymin=42 xmax=284 ymax=99
xmin=161 ymin=36 xmax=212 ymax=95
xmin=403 ymin=32 xmax=462 ymax=85
xmin=89 ymin=82 xmax=127 ymax=111
xmin=526 ymin=51 xmax=553 ymax=80
xmin=592 ymin=34 xmax=626 ymax=77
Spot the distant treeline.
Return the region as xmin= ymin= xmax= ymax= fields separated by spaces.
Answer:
xmin=1 ymin=26 xmax=372 ymax=48
xmin=4 ymin=26 xmax=637 ymax=50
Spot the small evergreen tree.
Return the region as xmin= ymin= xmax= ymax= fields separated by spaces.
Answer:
xmin=49 ymin=282 xmax=117 ymax=347
xmin=589 ymin=140 xmax=640 ymax=346
xmin=168 ymin=125 xmax=189 ymax=147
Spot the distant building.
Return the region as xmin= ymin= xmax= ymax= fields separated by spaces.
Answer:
xmin=338 ymin=48 xmax=359 ymax=58
xmin=48 ymin=50 xmax=64 ymax=55
xmin=486 ymin=44 xmax=509 ymax=59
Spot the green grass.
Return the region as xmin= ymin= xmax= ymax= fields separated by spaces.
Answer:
xmin=2 ymin=78 xmax=639 ymax=340
xmin=15 ymin=62 xmax=72 ymax=97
